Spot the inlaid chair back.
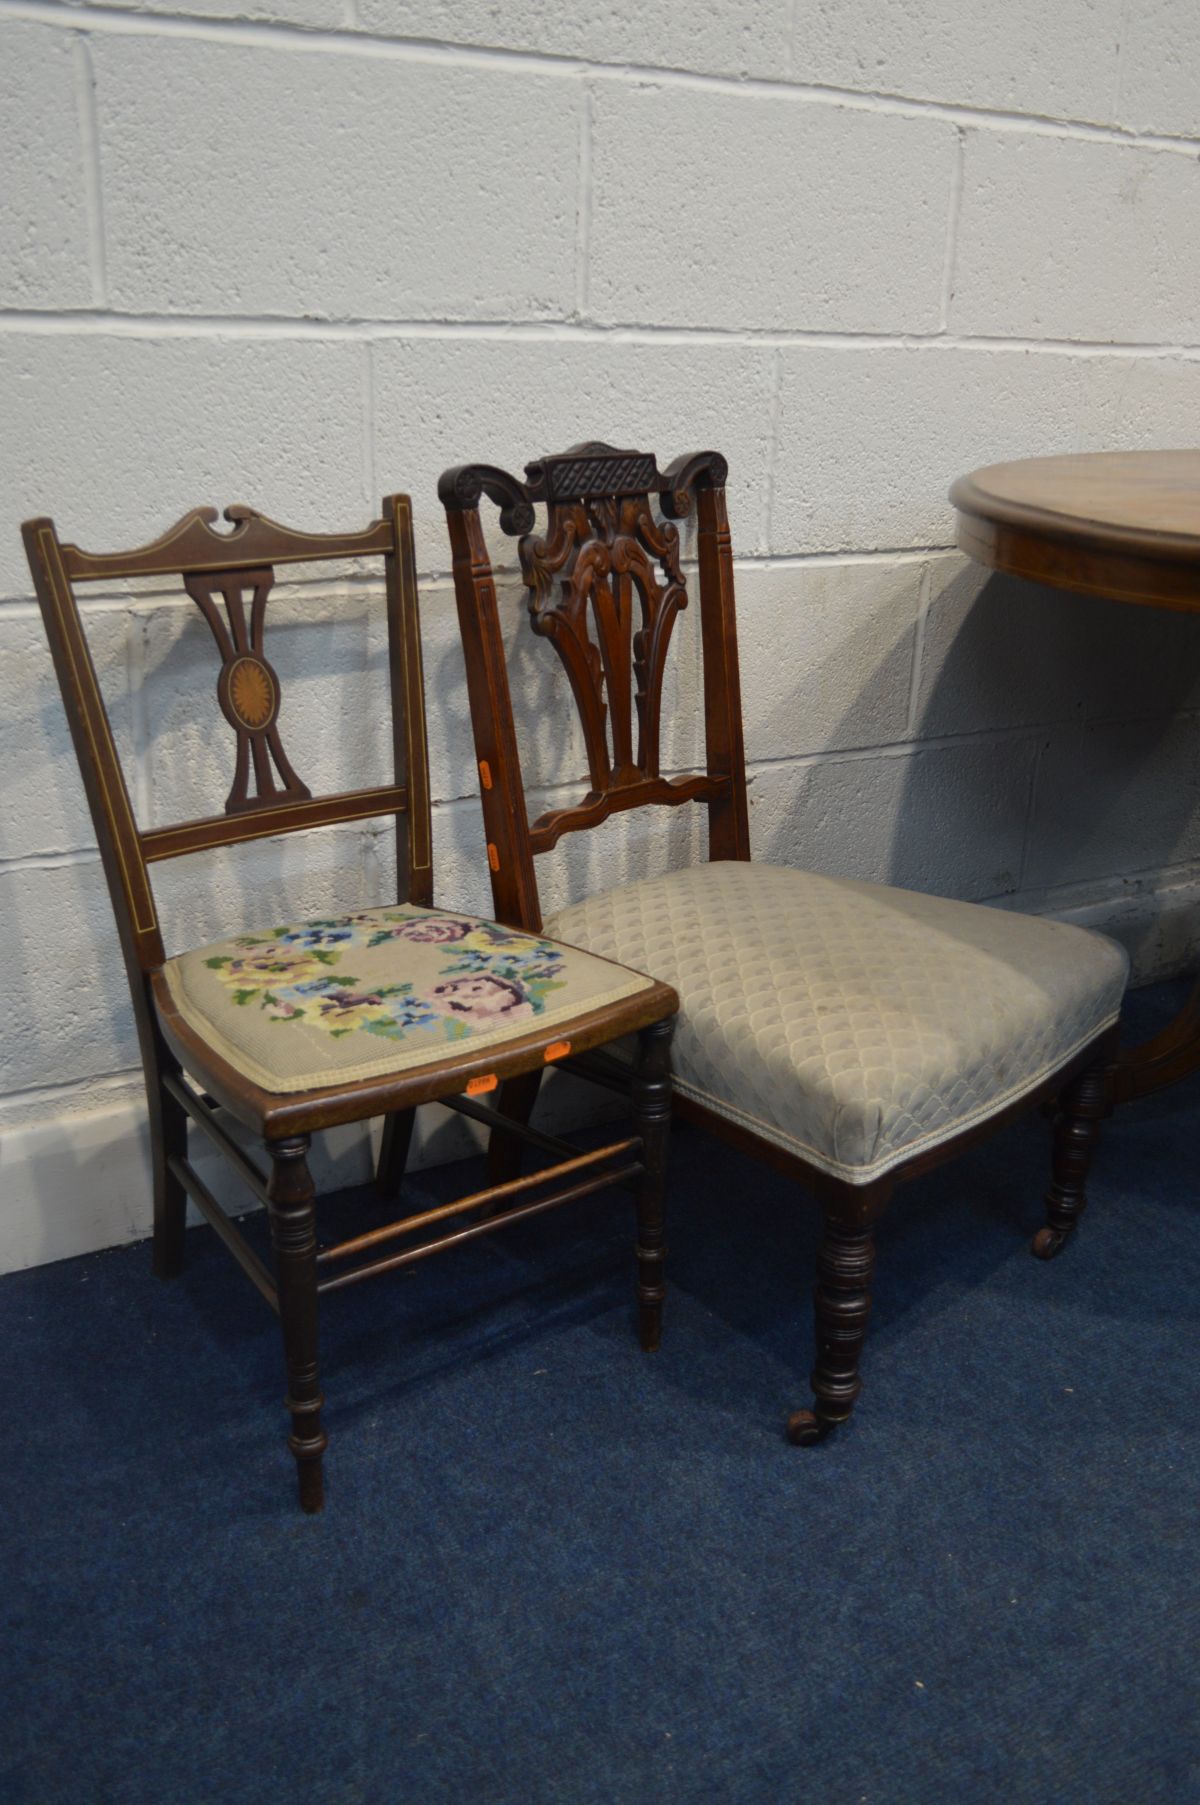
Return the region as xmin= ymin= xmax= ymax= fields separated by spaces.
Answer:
xmin=22 ymin=499 xmax=432 ymax=995
xmin=438 ymin=441 xmax=750 ymax=932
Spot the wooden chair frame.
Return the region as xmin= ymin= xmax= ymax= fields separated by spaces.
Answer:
xmin=439 ymin=441 xmax=1118 ymax=1446
xmin=23 ymin=497 xmax=676 ymax=1512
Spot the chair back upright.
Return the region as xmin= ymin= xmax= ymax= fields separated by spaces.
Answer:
xmin=439 ymin=441 xmax=750 ymax=932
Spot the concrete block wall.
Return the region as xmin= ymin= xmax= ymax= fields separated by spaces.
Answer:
xmin=3 ymin=0 xmax=1200 ymax=1270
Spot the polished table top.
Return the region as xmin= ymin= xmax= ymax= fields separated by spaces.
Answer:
xmin=950 ymin=450 xmax=1200 ymax=613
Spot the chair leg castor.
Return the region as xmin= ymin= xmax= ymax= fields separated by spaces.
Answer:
xmin=786 ymin=1409 xmax=833 ymax=1447
xmin=1031 ymin=1224 xmax=1072 ymax=1261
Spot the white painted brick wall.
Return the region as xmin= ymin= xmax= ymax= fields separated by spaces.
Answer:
xmin=792 ymin=0 xmax=1124 ymax=121
xmin=952 ymin=133 xmax=1200 ymax=342
xmin=354 ymin=1 xmax=796 ymax=79
xmin=1117 ymin=1 xmax=1200 ymax=137
xmin=0 ymin=22 xmax=92 ymax=309
xmin=94 ymin=39 xmax=580 ymax=320
xmin=588 ymin=88 xmax=955 ymax=331
xmin=2 ymin=0 xmax=1200 ymax=1270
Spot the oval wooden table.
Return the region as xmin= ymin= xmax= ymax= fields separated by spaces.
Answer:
xmin=950 ymin=449 xmax=1200 ymax=1106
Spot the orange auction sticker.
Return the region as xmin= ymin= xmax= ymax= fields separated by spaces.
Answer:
xmin=466 ymin=1073 xmax=498 ymax=1097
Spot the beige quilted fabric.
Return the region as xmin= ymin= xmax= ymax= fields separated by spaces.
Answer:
xmin=544 ymin=863 xmax=1128 ymax=1185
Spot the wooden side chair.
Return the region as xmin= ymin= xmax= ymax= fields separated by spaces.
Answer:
xmin=22 ymin=498 xmax=677 ymax=1512
xmin=438 ymin=441 xmax=1129 ymax=1446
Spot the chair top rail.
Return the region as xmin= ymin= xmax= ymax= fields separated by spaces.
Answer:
xmin=58 ymin=504 xmax=398 ymax=582
xmin=438 ymin=440 xmax=728 ymax=530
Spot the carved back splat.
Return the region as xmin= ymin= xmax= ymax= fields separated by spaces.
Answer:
xmin=184 ymin=564 xmax=310 ymax=814
xmin=440 ymin=442 xmax=751 ymax=931
xmin=522 ymin=489 xmax=690 ymax=794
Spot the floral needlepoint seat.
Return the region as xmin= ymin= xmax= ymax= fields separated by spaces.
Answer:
xmin=160 ymin=905 xmax=659 ymax=1093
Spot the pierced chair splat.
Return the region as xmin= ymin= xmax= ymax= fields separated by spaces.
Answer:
xmin=439 ymin=440 xmax=1128 ymax=1447
xmin=23 ymin=495 xmax=677 ymax=1513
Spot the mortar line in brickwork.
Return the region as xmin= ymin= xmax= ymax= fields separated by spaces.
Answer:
xmin=1087 ymin=702 xmax=1200 ymax=729
xmin=360 ymin=340 xmax=377 ymax=508
xmin=973 ymin=872 xmax=1200 ymax=923
xmin=0 ymin=550 xmax=956 ymax=614
xmin=2 ymin=553 xmax=951 ymax=614
xmin=938 ymin=127 xmax=965 ymax=332
xmin=905 ymin=564 xmax=933 ymax=739
xmin=420 ymin=727 xmax=1067 ymax=821
xmin=0 ymin=1065 xmax=145 ymax=1116
xmin=7 ymin=0 xmax=1200 ymax=157
xmin=760 ymin=349 xmax=783 ymax=554
xmin=573 ymin=84 xmax=594 ymax=320
xmin=738 ymin=727 xmax=1051 ymax=779
xmin=0 ymin=591 xmax=180 ymax=616
xmin=1111 ymin=0 xmax=1131 ymax=129
xmin=70 ymin=31 xmax=108 ymax=307
xmin=1016 ymin=737 xmax=1043 ymax=890
xmin=9 ymin=819 xmax=1196 ymax=899
xmin=0 ymin=814 xmax=370 ymax=877
xmin=1000 ymin=856 xmax=1200 ymax=910
xmin=0 ymin=847 xmax=102 ymax=876
xmin=6 ymin=312 xmax=1200 ymax=361
xmin=732 ymin=550 xmax=953 ymax=569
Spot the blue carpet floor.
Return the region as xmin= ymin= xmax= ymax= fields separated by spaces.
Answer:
xmin=2 ymin=980 xmax=1198 ymax=1805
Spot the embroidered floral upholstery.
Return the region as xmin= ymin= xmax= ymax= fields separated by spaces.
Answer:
xmin=159 ymin=905 xmax=658 ymax=1093
xmin=544 ymin=863 xmax=1129 ymax=1185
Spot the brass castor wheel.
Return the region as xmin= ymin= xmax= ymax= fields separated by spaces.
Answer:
xmin=1031 ymin=1224 xmax=1072 ymax=1261
xmin=786 ymin=1409 xmax=832 ymax=1447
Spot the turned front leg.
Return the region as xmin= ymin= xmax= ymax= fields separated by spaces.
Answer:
xmin=1033 ymin=1055 xmax=1111 ymax=1260
xmin=788 ymin=1202 xmax=882 ymax=1447
xmin=266 ymin=1134 xmax=327 ymax=1513
xmin=630 ymin=1017 xmax=674 ymax=1352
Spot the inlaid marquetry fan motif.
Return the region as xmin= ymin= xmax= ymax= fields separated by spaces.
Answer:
xmin=226 ymin=655 xmax=276 ymax=732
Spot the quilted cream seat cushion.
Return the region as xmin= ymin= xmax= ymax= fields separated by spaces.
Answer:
xmin=159 ymin=904 xmax=657 ymax=1094
xmin=544 ymin=863 xmax=1128 ymax=1185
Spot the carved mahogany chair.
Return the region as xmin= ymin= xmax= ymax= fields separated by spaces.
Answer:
xmin=22 ymin=498 xmax=677 ymax=1512
xmin=438 ymin=442 xmax=1129 ymax=1446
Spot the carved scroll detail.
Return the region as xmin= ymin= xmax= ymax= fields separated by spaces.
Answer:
xmin=519 ymin=491 xmax=690 ymax=804
xmin=442 ymin=442 xmax=733 ymax=850
xmin=184 ymin=565 xmax=311 ymax=815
